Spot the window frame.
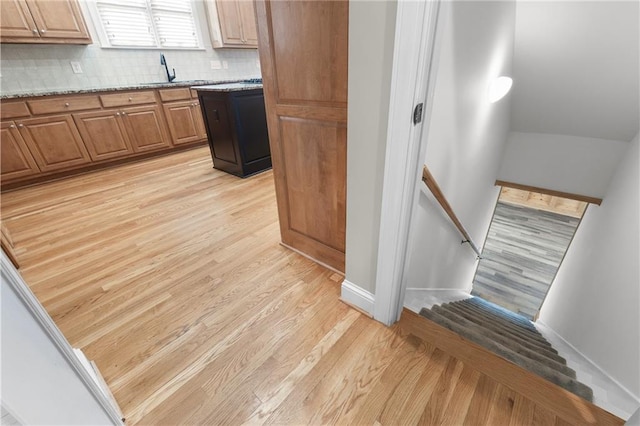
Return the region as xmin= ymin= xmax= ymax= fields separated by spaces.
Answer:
xmin=85 ymin=0 xmax=207 ymax=51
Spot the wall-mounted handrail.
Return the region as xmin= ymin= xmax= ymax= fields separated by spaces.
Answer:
xmin=421 ymin=165 xmax=482 ymax=258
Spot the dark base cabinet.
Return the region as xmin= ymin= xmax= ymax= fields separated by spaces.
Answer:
xmin=197 ymin=88 xmax=271 ymax=178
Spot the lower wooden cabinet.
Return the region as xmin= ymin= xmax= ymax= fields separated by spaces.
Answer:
xmin=0 ymin=121 xmax=40 ymax=180
xmin=120 ymin=105 xmax=171 ymax=152
xmin=73 ymin=109 xmax=135 ymax=161
xmin=163 ymin=100 xmax=208 ymax=145
xmin=1 ymin=87 xmax=206 ymax=190
xmin=15 ymin=114 xmax=91 ymax=172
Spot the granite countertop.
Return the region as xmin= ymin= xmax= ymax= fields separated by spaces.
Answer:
xmin=0 ymin=79 xmax=262 ymax=100
xmin=191 ymin=82 xmax=263 ymax=92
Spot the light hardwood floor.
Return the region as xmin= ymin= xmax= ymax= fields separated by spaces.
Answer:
xmin=1 ymin=147 xmax=592 ymax=425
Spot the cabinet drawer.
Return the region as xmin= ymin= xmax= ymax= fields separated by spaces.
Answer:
xmin=159 ymin=88 xmax=191 ymax=102
xmin=1 ymin=102 xmax=31 ymax=119
xmin=28 ymin=96 xmax=101 ymax=115
xmin=100 ymin=91 xmax=156 ymax=108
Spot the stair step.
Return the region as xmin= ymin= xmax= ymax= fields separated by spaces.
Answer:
xmin=442 ymin=303 xmax=564 ymax=362
xmin=419 ymin=307 xmax=593 ymax=402
xmin=430 ymin=305 xmax=575 ymax=377
xmin=451 ymin=300 xmax=551 ymax=347
xmin=463 ymin=297 xmax=538 ymax=331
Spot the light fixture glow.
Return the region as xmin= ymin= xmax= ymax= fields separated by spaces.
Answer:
xmin=488 ymin=76 xmax=513 ymax=103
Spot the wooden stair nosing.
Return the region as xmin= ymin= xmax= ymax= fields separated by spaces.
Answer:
xmin=429 ymin=305 xmax=576 ymax=379
xmin=398 ymin=308 xmax=623 ymax=426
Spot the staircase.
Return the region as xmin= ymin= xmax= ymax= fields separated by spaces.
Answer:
xmin=419 ymin=296 xmax=594 ymax=402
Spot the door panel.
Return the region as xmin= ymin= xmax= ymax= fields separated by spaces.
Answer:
xmin=256 ymin=0 xmax=348 ymax=272
xmin=0 ymin=0 xmax=39 ymax=39
xmin=268 ymin=1 xmax=348 ymax=105
xmin=1 ymin=121 xmax=40 ymax=180
xmin=17 ymin=115 xmax=91 ymax=172
xmin=163 ymin=101 xmax=202 ymax=145
xmin=73 ymin=110 xmax=134 ymax=161
xmin=121 ymin=105 xmax=171 ymax=152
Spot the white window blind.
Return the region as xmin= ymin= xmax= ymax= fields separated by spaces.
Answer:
xmin=95 ymin=0 xmax=199 ymax=49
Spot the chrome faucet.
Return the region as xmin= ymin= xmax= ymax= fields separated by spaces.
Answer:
xmin=160 ymin=53 xmax=176 ymax=82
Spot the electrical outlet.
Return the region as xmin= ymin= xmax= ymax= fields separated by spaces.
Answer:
xmin=222 ymin=60 xmax=229 ymax=69
xmin=70 ymin=61 xmax=83 ymax=74
xmin=210 ymin=60 xmax=222 ymax=70
xmin=255 ymin=59 xmax=261 ymax=70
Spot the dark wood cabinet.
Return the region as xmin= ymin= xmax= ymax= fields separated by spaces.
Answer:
xmin=197 ymin=88 xmax=271 ymax=177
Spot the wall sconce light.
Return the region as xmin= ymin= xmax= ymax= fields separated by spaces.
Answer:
xmin=488 ymin=76 xmax=513 ymax=103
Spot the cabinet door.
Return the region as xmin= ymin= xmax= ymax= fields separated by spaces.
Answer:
xmin=1 ymin=121 xmax=40 ymax=180
xmin=216 ymin=0 xmax=244 ymax=45
xmin=0 ymin=0 xmax=39 ymax=39
xmin=24 ymin=0 xmax=90 ymax=41
xmin=73 ymin=110 xmax=135 ymax=161
xmin=192 ymin=100 xmax=208 ymax=140
xmin=200 ymin=96 xmax=238 ymax=165
xmin=163 ymin=100 xmax=206 ymax=145
xmin=16 ymin=115 xmax=91 ymax=172
xmin=120 ymin=105 xmax=171 ymax=152
xmin=238 ymin=0 xmax=258 ymax=46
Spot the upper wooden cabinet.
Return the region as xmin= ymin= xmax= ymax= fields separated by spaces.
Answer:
xmin=0 ymin=0 xmax=91 ymax=44
xmin=204 ymin=0 xmax=258 ymax=48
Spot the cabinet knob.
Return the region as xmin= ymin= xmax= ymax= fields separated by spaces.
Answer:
xmin=64 ymin=102 xmax=70 ymax=107
xmin=122 ymin=112 xmax=127 ymax=115
xmin=128 ymin=97 xmax=133 ymax=101
xmin=116 ymin=112 xmax=121 ymax=116
xmin=9 ymin=124 xmax=15 ymax=128
xmin=32 ymin=29 xmax=38 ymax=34
xmin=40 ymin=29 xmax=46 ymax=34
xmin=17 ymin=124 xmax=24 ymax=128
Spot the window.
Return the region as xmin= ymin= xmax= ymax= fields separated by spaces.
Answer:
xmin=92 ymin=0 xmax=201 ymax=49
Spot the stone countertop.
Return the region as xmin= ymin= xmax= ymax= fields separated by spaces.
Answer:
xmin=191 ymin=82 xmax=263 ymax=92
xmin=0 ymin=79 xmax=261 ymax=100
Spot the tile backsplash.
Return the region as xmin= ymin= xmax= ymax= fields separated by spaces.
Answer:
xmin=0 ymin=43 xmax=260 ymax=96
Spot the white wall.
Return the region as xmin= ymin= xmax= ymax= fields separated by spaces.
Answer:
xmin=1 ymin=253 xmax=117 ymax=425
xmin=498 ymin=131 xmax=629 ymax=198
xmin=404 ymin=0 xmax=516 ymax=290
xmin=539 ymin=133 xmax=640 ymax=399
xmin=0 ymin=1 xmax=260 ymax=96
xmin=344 ymin=0 xmax=397 ymax=294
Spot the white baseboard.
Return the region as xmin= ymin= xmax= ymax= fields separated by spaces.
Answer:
xmin=405 ymin=287 xmax=471 ymax=292
xmin=537 ymin=320 xmax=640 ymax=406
xmin=341 ymin=280 xmax=375 ymax=316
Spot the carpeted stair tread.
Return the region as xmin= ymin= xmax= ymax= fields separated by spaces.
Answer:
xmin=419 ymin=307 xmax=593 ymax=402
xmin=442 ymin=303 xmax=565 ymax=363
xmin=464 ymin=297 xmax=538 ymax=331
xmin=456 ymin=300 xmax=547 ymax=343
xmin=449 ymin=301 xmax=553 ymax=349
xmin=430 ymin=305 xmax=575 ymax=377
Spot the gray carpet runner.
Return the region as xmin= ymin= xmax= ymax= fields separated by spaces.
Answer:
xmin=419 ymin=296 xmax=593 ymax=402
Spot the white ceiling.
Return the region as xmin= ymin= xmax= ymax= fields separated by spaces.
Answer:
xmin=511 ymin=1 xmax=639 ymax=142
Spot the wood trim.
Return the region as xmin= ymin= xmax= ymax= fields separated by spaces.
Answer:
xmin=1 ymin=223 xmax=20 ymax=269
xmin=495 ymin=180 xmax=603 ymax=206
xmin=422 ymin=165 xmax=482 ymax=257
xmin=398 ymin=308 xmax=624 ymax=426
xmin=0 ymin=252 xmax=123 ymax=424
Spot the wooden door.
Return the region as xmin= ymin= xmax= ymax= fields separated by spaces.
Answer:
xmin=24 ymin=0 xmax=90 ymax=41
xmin=0 ymin=0 xmax=39 ymax=39
xmin=0 ymin=121 xmax=40 ymax=180
xmin=16 ymin=115 xmax=91 ymax=172
xmin=73 ymin=110 xmax=135 ymax=161
xmin=162 ymin=101 xmax=205 ymax=145
xmin=255 ymin=0 xmax=348 ymax=272
xmin=120 ymin=105 xmax=171 ymax=152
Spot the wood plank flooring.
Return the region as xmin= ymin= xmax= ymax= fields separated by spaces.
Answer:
xmin=472 ymin=202 xmax=581 ymax=319
xmin=1 ymin=147 xmax=590 ymax=425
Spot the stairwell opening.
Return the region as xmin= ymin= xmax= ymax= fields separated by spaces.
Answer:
xmin=471 ymin=185 xmax=588 ymax=320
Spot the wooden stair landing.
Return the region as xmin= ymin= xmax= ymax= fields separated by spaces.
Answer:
xmin=398 ymin=308 xmax=623 ymax=426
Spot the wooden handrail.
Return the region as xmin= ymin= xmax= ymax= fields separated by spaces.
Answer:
xmin=421 ymin=165 xmax=482 ymax=258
